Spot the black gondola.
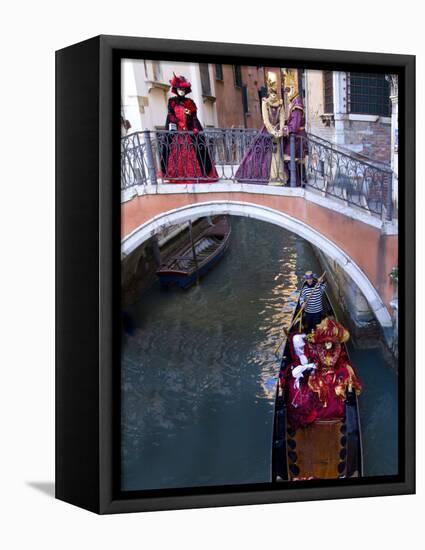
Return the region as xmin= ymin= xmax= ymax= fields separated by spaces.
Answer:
xmin=156 ymin=216 xmax=231 ymax=289
xmin=272 ymin=287 xmax=363 ymax=482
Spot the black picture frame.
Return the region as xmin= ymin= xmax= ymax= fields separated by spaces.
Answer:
xmin=56 ymin=35 xmax=415 ymax=514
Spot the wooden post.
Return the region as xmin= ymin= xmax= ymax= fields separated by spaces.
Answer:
xmin=188 ymin=220 xmax=200 ymax=285
xmin=151 ymin=235 xmax=161 ymax=267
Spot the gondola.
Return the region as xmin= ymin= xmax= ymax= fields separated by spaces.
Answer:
xmin=272 ymin=286 xmax=363 ymax=482
xmin=156 ymin=216 xmax=231 ymax=289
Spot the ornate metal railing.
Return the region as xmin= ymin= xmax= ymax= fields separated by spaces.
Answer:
xmin=308 ymin=133 xmax=391 ymax=171
xmin=121 ymin=129 xmax=262 ymax=188
xmin=121 ymin=129 xmax=394 ymax=220
xmin=302 ymin=135 xmax=393 ymax=220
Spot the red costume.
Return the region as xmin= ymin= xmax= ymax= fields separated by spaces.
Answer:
xmin=160 ymin=74 xmax=218 ymax=183
xmin=284 ymin=318 xmax=362 ymax=429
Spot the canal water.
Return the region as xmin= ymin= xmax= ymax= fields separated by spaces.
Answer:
xmin=121 ymin=216 xmax=398 ymax=491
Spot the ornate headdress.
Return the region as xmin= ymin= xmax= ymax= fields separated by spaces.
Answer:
xmin=266 ymin=74 xmax=278 ymax=94
xmin=309 ymin=317 xmax=350 ymax=346
xmin=307 ymin=317 xmax=348 ymax=368
xmin=169 ymin=73 xmax=192 ymax=95
xmin=282 ymin=68 xmax=299 ymax=101
xmin=264 ymin=72 xmax=281 ymax=107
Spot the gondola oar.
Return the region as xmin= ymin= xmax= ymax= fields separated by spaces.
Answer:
xmin=273 ymin=271 xmax=326 ymax=356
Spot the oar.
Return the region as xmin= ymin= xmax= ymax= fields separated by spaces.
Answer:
xmin=273 ymin=271 xmax=326 ymax=356
xmin=273 ymin=318 xmax=290 ymax=356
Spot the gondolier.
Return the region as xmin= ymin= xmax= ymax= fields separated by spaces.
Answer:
xmin=300 ymin=271 xmax=326 ymax=334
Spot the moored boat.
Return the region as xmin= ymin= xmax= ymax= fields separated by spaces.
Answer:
xmin=156 ymin=216 xmax=231 ymax=289
xmin=272 ymin=285 xmax=363 ymax=482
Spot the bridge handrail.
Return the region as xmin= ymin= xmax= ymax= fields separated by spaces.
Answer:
xmin=307 ymin=134 xmax=393 ymax=174
xmin=121 ymin=129 xmax=395 ymax=221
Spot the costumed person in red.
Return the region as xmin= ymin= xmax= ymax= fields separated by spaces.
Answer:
xmin=282 ymin=333 xmax=318 ymax=423
xmin=281 ymin=332 xmax=319 ymax=428
xmin=285 ymin=317 xmax=362 ymax=430
xmin=160 ymin=74 xmax=218 ymax=183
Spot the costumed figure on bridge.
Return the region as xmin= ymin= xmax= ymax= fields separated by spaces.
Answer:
xmin=282 ymin=317 xmax=362 ymax=430
xmin=235 ymin=75 xmax=286 ymax=185
xmin=160 ymin=74 xmax=218 ymax=183
xmin=282 ymin=69 xmax=308 ymax=187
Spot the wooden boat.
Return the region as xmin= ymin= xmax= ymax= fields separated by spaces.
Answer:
xmin=272 ymin=287 xmax=363 ymax=481
xmin=156 ymin=216 xmax=231 ymax=289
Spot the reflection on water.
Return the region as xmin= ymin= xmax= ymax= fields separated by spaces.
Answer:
xmin=121 ymin=216 xmax=398 ymax=491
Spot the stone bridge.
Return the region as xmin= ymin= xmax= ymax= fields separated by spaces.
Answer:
xmin=121 ymin=183 xmax=398 ymax=331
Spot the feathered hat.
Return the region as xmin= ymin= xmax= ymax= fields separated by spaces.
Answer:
xmin=170 ymin=73 xmax=192 ymax=95
xmin=309 ymin=317 xmax=350 ymax=345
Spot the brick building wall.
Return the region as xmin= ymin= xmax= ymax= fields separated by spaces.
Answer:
xmin=214 ymin=64 xmax=245 ymax=128
xmin=305 ymin=69 xmax=392 ymax=165
xmin=215 ymin=64 xmax=280 ymax=129
xmin=343 ymin=118 xmax=391 ymax=163
xmin=241 ymin=66 xmax=265 ymax=129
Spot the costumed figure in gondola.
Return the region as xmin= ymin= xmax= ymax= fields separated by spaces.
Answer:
xmin=282 ymin=69 xmax=308 ymax=186
xmin=283 ymin=317 xmax=362 ymax=430
xmin=160 ymin=74 xmax=218 ymax=183
xmin=235 ymin=76 xmax=286 ymax=185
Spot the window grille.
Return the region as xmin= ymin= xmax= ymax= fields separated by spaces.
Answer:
xmin=348 ymin=73 xmax=390 ymax=116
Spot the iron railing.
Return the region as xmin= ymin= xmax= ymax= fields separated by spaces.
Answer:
xmin=308 ymin=132 xmax=392 ymax=171
xmin=121 ymin=129 xmax=394 ymax=220
xmin=303 ymin=135 xmax=393 ymax=219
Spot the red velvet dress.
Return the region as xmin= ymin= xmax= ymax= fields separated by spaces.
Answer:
xmin=161 ymin=97 xmax=218 ymax=183
xmin=283 ymin=334 xmax=362 ymax=429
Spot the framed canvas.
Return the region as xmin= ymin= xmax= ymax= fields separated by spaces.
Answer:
xmin=56 ymin=35 xmax=415 ymax=514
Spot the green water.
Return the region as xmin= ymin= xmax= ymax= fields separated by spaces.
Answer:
xmin=121 ymin=216 xmax=398 ymax=491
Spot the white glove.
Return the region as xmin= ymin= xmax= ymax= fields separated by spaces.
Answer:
xmin=292 ymin=363 xmax=317 ymax=389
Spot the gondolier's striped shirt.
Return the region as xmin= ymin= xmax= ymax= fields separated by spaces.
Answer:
xmin=300 ymin=282 xmax=326 ymax=314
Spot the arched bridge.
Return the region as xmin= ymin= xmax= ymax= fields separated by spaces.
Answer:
xmin=121 ymin=130 xmax=398 ymax=331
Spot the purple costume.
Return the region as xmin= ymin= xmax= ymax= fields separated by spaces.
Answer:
xmin=283 ymin=94 xmax=308 ymax=186
xmin=235 ymin=101 xmax=284 ymax=184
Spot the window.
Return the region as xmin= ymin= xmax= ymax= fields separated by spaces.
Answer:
xmin=348 ymin=73 xmax=390 ymax=117
xmin=215 ymin=64 xmax=223 ymax=80
xmin=242 ymin=85 xmax=249 ymax=114
xmin=234 ymin=65 xmax=243 ymax=88
xmin=323 ymin=71 xmax=334 ymax=113
xmin=200 ymin=64 xmax=212 ymax=96
xmin=152 ymin=61 xmax=162 ymax=82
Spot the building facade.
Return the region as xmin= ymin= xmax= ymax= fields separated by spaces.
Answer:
xmin=213 ymin=64 xmax=289 ymax=129
xmin=213 ymin=64 xmax=267 ymax=129
xmin=304 ymin=69 xmax=396 ymax=166
xmin=121 ymin=59 xmax=218 ymax=134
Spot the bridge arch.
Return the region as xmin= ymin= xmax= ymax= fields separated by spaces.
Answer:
xmin=121 ymin=200 xmax=393 ymax=329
